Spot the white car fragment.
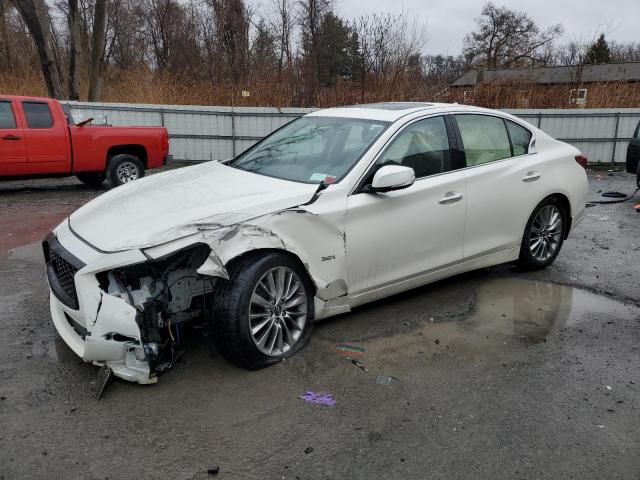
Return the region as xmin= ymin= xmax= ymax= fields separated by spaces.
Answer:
xmin=44 ymin=102 xmax=588 ymax=384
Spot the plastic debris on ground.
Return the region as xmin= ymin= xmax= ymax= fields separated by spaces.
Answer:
xmin=298 ymin=391 xmax=336 ymax=406
xmin=376 ymin=375 xmax=394 ymax=385
xmin=350 ymin=359 xmax=368 ymax=372
xmin=304 ymin=447 xmax=314 ymax=454
xmin=602 ymin=191 xmax=628 ymax=198
xmin=335 ymin=344 xmax=365 ymax=357
xmin=94 ymin=365 xmax=112 ymax=400
xmin=207 ymin=466 xmax=219 ymax=475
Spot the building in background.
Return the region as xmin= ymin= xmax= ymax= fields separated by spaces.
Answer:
xmin=445 ymin=62 xmax=640 ymax=108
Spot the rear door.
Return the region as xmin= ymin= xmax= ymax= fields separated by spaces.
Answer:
xmin=454 ymin=114 xmax=544 ymax=259
xmin=627 ymin=121 xmax=640 ymax=174
xmin=21 ymin=100 xmax=70 ymax=174
xmin=0 ymin=99 xmax=28 ymax=176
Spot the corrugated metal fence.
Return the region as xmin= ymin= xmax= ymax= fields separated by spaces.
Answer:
xmin=66 ymin=101 xmax=640 ymax=164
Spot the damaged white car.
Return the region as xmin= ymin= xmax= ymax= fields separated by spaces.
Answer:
xmin=44 ymin=103 xmax=588 ymax=384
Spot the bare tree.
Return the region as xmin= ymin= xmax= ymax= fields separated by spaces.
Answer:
xmin=298 ymin=0 xmax=331 ymax=104
xmin=87 ymin=0 xmax=107 ymax=101
xmin=270 ymin=0 xmax=294 ymax=75
xmin=463 ymin=2 xmax=562 ymax=69
xmin=67 ymin=0 xmax=81 ymax=100
xmin=14 ymin=0 xmax=64 ymax=98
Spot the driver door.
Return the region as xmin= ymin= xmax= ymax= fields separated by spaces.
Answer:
xmin=345 ymin=115 xmax=467 ymax=298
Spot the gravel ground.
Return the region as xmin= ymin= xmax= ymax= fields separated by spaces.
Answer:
xmin=0 ymin=169 xmax=639 ymax=480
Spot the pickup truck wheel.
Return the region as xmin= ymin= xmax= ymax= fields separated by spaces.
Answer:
xmin=107 ymin=154 xmax=144 ymax=187
xmin=210 ymin=252 xmax=315 ymax=370
xmin=76 ymin=172 xmax=105 ymax=187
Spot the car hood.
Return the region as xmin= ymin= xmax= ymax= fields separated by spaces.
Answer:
xmin=69 ymin=162 xmax=319 ymax=252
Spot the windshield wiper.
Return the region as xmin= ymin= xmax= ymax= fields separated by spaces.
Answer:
xmin=302 ymin=180 xmax=329 ymax=206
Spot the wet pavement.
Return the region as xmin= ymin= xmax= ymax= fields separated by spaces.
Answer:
xmin=0 ymin=171 xmax=639 ymax=479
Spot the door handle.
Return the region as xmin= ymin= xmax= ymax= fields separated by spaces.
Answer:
xmin=1 ymin=134 xmax=21 ymax=141
xmin=438 ymin=192 xmax=463 ymax=205
xmin=522 ymin=171 xmax=541 ymax=182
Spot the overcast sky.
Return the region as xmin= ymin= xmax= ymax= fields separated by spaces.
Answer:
xmin=249 ymin=0 xmax=639 ymax=55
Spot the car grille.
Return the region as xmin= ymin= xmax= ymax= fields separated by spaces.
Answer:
xmin=43 ymin=234 xmax=85 ymax=310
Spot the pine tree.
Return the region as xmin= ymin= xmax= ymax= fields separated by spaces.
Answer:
xmin=585 ymin=34 xmax=611 ymax=64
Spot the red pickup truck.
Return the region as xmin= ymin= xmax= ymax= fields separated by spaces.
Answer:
xmin=0 ymin=95 xmax=169 ymax=187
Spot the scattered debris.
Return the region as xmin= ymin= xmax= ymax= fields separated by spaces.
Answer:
xmin=94 ymin=365 xmax=112 ymax=400
xmin=298 ymin=391 xmax=336 ymax=406
xmin=350 ymin=359 xmax=368 ymax=372
xmin=435 ymin=339 xmax=440 ymax=345
xmin=401 ymin=321 xmax=411 ymax=327
xmin=207 ymin=466 xmax=219 ymax=475
xmin=602 ymin=191 xmax=627 ymax=198
xmin=606 ymin=385 xmax=612 ymax=391
xmin=376 ymin=375 xmax=400 ymax=385
xmin=304 ymin=447 xmax=314 ymax=454
xmin=336 ymin=344 xmax=365 ymax=357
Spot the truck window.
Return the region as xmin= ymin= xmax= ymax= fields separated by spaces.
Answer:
xmin=22 ymin=101 xmax=54 ymax=129
xmin=0 ymin=101 xmax=17 ymax=129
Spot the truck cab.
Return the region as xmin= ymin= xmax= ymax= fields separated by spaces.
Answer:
xmin=0 ymin=96 xmax=169 ymax=187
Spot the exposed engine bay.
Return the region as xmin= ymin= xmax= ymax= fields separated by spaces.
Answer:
xmin=96 ymin=244 xmax=215 ymax=378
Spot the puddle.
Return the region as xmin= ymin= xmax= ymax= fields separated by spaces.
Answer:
xmin=317 ymin=277 xmax=638 ymax=357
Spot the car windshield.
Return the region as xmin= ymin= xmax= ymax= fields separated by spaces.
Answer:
xmin=229 ymin=116 xmax=389 ymax=184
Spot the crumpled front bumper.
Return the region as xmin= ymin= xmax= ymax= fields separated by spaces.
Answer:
xmin=45 ymin=222 xmax=158 ymax=384
xmin=49 ymin=290 xmax=156 ymax=384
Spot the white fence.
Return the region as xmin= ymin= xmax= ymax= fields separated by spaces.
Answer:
xmin=66 ymin=101 xmax=640 ymax=164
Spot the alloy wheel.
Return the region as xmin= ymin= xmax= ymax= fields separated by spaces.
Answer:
xmin=249 ymin=266 xmax=307 ymax=356
xmin=529 ymin=205 xmax=563 ymax=262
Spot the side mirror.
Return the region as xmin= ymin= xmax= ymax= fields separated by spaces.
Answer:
xmin=366 ymin=165 xmax=415 ymax=193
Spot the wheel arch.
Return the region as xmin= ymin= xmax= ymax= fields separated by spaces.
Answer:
xmin=107 ymin=145 xmax=148 ymax=168
xmin=223 ymin=248 xmax=318 ymax=296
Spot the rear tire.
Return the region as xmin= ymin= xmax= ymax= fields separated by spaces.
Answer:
xmin=517 ymin=197 xmax=567 ymax=270
xmin=76 ymin=172 xmax=105 ymax=187
xmin=210 ymin=252 xmax=315 ymax=370
xmin=107 ymin=154 xmax=144 ymax=187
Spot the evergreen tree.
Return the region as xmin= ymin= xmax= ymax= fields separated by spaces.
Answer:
xmin=585 ymin=34 xmax=611 ymax=64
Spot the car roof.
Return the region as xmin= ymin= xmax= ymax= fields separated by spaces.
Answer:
xmin=308 ymin=102 xmax=496 ymax=122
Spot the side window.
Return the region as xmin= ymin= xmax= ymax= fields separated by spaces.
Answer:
xmin=22 ymin=101 xmax=54 ymax=129
xmin=0 ymin=101 xmax=17 ymax=129
xmin=376 ymin=116 xmax=450 ymax=178
xmin=506 ymin=120 xmax=532 ymax=156
xmin=456 ymin=114 xmax=511 ymax=166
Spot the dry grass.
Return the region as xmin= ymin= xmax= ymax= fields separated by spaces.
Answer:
xmin=0 ymin=67 xmax=434 ymax=106
xmin=2 ymin=68 xmax=638 ymax=108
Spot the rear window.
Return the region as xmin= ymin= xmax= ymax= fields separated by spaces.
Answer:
xmin=0 ymin=101 xmax=16 ymax=129
xmin=506 ymin=120 xmax=532 ymax=156
xmin=22 ymin=101 xmax=54 ymax=129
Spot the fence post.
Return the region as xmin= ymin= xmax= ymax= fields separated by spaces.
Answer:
xmin=231 ymin=109 xmax=236 ymax=158
xmin=159 ymin=108 xmax=165 ymax=127
xmin=537 ymin=112 xmax=542 ymax=128
xmin=611 ymin=112 xmax=620 ymax=165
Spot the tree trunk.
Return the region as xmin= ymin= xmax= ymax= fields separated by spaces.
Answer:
xmin=14 ymin=0 xmax=64 ymax=99
xmin=87 ymin=0 xmax=108 ymax=102
xmin=67 ymin=0 xmax=81 ymax=100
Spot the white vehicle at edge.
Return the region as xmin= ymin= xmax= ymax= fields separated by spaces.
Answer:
xmin=44 ymin=102 xmax=588 ymax=384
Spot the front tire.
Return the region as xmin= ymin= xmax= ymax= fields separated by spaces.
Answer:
xmin=211 ymin=252 xmax=315 ymax=370
xmin=76 ymin=172 xmax=105 ymax=187
xmin=107 ymin=154 xmax=144 ymax=187
xmin=517 ymin=197 xmax=567 ymax=270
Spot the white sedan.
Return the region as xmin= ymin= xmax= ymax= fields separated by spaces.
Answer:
xmin=44 ymin=103 xmax=588 ymax=383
